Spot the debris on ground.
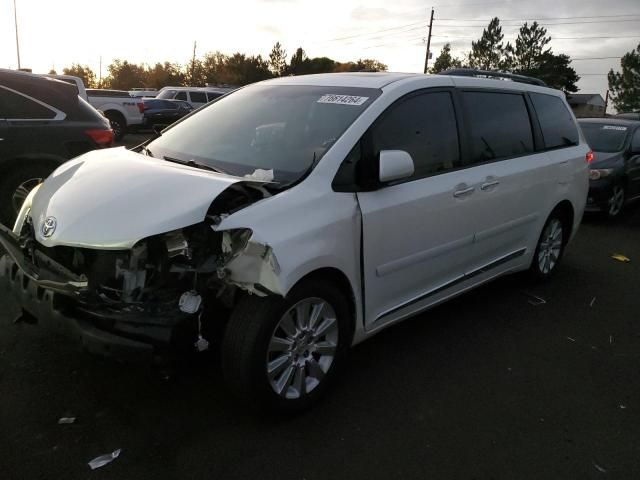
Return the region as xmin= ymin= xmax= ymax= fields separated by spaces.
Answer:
xmin=593 ymin=461 xmax=607 ymax=473
xmin=620 ymin=404 xmax=627 ymax=409
xmin=609 ymin=335 xmax=613 ymax=345
xmin=566 ymin=337 xmax=576 ymax=343
xmin=57 ymin=417 xmax=76 ymax=425
xmin=88 ymin=449 xmax=121 ymax=470
xmin=611 ymin=253 xmax=630 ymax=263
xmin=590 ymin=297 xmax=596 ymax=307
xmin=522 ymin=292 xmax=546 ymax=306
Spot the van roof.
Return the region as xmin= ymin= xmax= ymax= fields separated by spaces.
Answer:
xmin=258 ymin=72 xmax=560 ymax=94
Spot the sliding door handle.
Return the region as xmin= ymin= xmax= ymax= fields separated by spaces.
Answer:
xmin=453 ymin=186 xmax=475 ymax=198
xmin=480 ymin=180 xmax=500 ymax=191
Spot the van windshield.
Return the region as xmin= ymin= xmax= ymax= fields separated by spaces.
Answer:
xmin=147 ymin=85 xmax=380 ymax=184
xmin=580 ymin=123 xmax=630 ymax=153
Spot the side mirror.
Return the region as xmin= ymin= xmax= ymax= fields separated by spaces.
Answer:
xmin=379 ymin=150 xmax=415 ymax=183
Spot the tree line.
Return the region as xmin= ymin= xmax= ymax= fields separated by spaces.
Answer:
xmin=55 ymin=43 xmax=387 ymax=90
xmin=429 ymin=18 xmax=579 ymax=93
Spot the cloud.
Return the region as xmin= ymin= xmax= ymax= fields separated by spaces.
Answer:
xmin=258 ymin=24 xmax=282 ymax=36
xmin=351 ymin=6 xmax=393 ymax=22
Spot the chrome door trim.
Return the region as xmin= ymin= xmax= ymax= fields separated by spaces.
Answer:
xmin=374 ymin=247 xmax=527 ymax=323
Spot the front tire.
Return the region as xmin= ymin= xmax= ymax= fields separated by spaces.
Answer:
xmin=529 ymin=213 xmax=567 ymax=281
xmin=606 ymin=184 xmax=625 ymax=218
xmin=221 ymin=279 xmax=351 ymax=413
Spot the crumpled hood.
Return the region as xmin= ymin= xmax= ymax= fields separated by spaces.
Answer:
xmin=30 ymin=147 xmax=247 ymax=249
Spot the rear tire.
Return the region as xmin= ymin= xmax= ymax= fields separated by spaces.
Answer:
xmin=221 ymin=279 xmax=351 ymax=413
xmin=528 ymin=212 xmax=567 ymax=281
xmin=0 ymin=161 xmax=56 ymax=226
xmin=105 ymin=112 xmax=126 ymax=141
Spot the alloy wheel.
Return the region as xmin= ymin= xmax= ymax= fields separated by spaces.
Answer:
xmin=608 ymin=185 xmax=625 ymax=217
xmin=266 ymin=298 xmax=339 ymax=400
xmin=537 ymin=218 xmax=563 ymax=275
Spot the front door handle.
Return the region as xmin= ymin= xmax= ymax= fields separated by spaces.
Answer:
xmin=480 ymin=180 xmax=500 ymax=191
xmin=453 ymin=186 xmax=475 ymax=198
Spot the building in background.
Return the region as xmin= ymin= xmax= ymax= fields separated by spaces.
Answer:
xmin=567 ymin=94 xmax=606 ymax=118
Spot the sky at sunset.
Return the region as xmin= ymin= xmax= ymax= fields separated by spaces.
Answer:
xmin=1 ymin=0 xmax=639 ymax=99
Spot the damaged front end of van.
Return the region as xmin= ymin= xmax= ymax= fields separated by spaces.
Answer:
xmin=0 ymin=148 xmax=285 ymax=363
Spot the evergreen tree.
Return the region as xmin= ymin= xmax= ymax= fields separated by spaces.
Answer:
xmin=468 ymin=18 xmax=506 ymax=70
xmin=268 ymin=42 xmax=288 ymax=77
xmin=530 ymin=52 xmax=580 ymax=93
xmin=429 ymin=43 xmax=462 ymax=73
xmin=288 ymin=48 xmax=308 ymax=75
xmin=510 ymin=22 xmax=551 ymax=71
xmin=608 ymin=42 xmax=640 ymax=112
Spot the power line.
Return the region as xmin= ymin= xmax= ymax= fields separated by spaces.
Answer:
xmin=436 ymin=13 xmax=640 ymax=21
xmin=321 ymin=21 xmax=427 ymax=43
xmin=434 ymin=19 xmax=640 ymax=27
xmin=572 ymin=57 xmax=622 ymax=61
xmin=554 ymin=35 xmax=640 ymax=39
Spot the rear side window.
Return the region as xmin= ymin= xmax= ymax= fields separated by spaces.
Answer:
xmin=0 ymin=87 xmax=57 ymax=119
xmin=371 ymin=91 xmax=461 ymax=178
xmin=207 ymin=92 xmax=222 ymax=102
xmin=530 ymin=93 xmax=579 ymax=149
xmin=463 ymin=91 xmax=534 ymax=163
xmin=174 ymin=91 xmax=188 ymax=101
xmin=189 ymin=92 xmax=207 ymax=103
xmin=157 ymin=90 xmax=177 ymax=99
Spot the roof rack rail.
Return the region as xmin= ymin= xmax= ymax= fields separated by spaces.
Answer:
xmin=441 ymin=68 xmax=547 ymax=87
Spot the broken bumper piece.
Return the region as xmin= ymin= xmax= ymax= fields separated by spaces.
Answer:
xmin=0 ymin=228 xmax=193 ymax=365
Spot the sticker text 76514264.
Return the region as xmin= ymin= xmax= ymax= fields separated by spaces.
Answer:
xmin=317 ymin=94 xmax=369 ymax=106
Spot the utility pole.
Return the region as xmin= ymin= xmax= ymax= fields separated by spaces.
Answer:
xmin=603 ymin=90 xmax=609 ymax=117
xmin=98 ymin=56 xmax=102 ymax=88
xmin=13 ymin=0 xmax=21 ymax=69
xmin=423 ymin=7 xmax=434 ymax=74
xmin=191 ymin=41 xmax=197 ymax=86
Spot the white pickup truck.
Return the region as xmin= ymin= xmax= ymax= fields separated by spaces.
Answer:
xmin=46 ymin=75 xmax=144 ymax=140
xmin=85 ymin=89 xmax=144 ymax=140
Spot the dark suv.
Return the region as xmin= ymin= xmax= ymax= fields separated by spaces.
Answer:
xmin=579 ymin=118 xmax=640 ymax=218
xmin=0 ymin=69 xmax=113 ymax=225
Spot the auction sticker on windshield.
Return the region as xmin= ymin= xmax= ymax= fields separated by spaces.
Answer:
xmin=317 ymin=94 xmax=369 ymax=106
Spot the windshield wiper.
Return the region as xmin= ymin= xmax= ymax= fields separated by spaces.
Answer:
xmin=139 ymin=145 xmax=154 ymax=157
xmin=162 ymin=156 xmax=225 ymax=174
xmin=275 ymin=151 xmax=320 ymax=190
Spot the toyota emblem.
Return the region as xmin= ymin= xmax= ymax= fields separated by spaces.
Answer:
xmin=41 ymin=217 xmax=57 ymax=238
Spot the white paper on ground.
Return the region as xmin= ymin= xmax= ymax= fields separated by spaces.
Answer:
xmin=88 ymin=449 xmax=121 ymax=470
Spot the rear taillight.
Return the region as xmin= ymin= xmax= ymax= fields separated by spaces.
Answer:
xmin=586 ymin=150 xmax=594 ymax=164
xmin=86 ymin=129 xmax=114 ymax=148
xmin=137 ymin=102 xmax=144 ymax=113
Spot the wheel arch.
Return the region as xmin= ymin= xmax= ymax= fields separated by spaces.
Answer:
xmin=548 ymin=199 xmax=575 ymax=245
xmin=103 ymin=108 xmax=127 ymax=126
xmin=0 ymin=153 xmax=66 ymax=172
xmin=289 ymin=267 xmax=358 ymax=342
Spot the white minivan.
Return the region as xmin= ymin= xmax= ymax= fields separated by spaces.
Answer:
xmin=0 ymin=71 xmax=589 ymax=412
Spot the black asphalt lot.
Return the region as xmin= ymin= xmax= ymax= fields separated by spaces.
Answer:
xmin=1 ymin=182 xmax=640 ymax=478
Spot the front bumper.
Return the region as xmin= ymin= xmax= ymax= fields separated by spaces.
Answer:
xmin=0 ymin=227 xmax=194 ymax=364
